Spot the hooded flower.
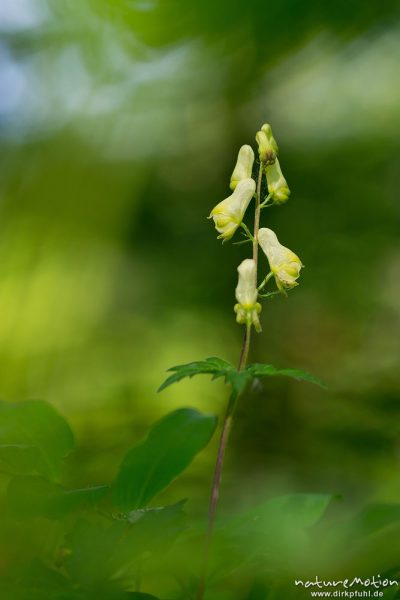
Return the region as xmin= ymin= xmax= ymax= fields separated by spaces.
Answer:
xmin=209 ymin=178 xmax=255 ymax=241
xmin=234 ymin=259 xmax=262 ymax=331
xmin=258 ymin=228 xmax=302 ymax=292
xmin=265 ymin=158 xmax=290 ymax=204
xmin=230 ymin=145 xmax=255 ymax=190
xmin=255 ymin=123 xmax=278 ymax=165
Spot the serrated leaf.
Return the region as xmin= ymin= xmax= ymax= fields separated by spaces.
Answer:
xmin=158 ymin=356 xmax=252 ymax=400
xmin=0 ymin=401 xmax=74 ymax=479
xmin=246 ymin=363 xmax=327 ymax=388
xmin=7 ymin=475 xmax=109 ymax=520
xmin=113 ymin=408 xmax=217 ymax=510
xmin=158 ymin=357 xmax=234 ymax=392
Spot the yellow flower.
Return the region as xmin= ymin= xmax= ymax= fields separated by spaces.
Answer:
xmin=234 ymin=259 xmax=262 ymax=331
xmin=230 ymin=145 xmax=254 ymax=190
xmin=255 ymin=123 xmax=278 ymax=165
xmin=265 ymin=158 xmax=290 ymax=204
xmin=209 ymin=178 xmax=255 ymax=241
xmin=258 ymin=228 xmax=302 ymax=292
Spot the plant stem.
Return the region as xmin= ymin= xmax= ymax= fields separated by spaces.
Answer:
xmin=253 ymin=162 xmax=264 ymax=268
xmin=258 ymin=271 xmax=274 ymax=292
xmin=196 ymin=163 xmax=264 ymax=600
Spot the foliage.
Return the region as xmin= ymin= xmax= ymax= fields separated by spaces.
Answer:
xmin=2 ymin=399 xmax=400 ymax=600
xmin=113 ymin=408 xmax=217 ymax=510
xmin=159 ymin=357 xmax=326 ymax=399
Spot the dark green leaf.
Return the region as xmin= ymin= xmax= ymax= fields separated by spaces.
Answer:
xmin=0 ymin=400 xmax=74 ymax=479
xmin=113 ymin=408 xmax=217 ymax=510
xmin=158 ymin=356 xmax=251 ymax=398
xmin=7 ymin=475 xmax=108 ymax=519
xmin=246 ymin=363 xmax=327 ymax=388
xmin=158 ymin=356 xmax=234 ymax=391
xmin=127 ymin=595 xmax=161 ymax=600
xmin=158 ymin=358 xmax=326 ymax=400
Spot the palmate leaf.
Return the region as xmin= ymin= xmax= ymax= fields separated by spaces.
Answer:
xmin=113 ymin=408 xmax=217 ymax=511
xmin=158 ymin=357 xmax=326 ymax=398
xmin=158 ymin=356 xmax=251 ymax=398
xmin=246 ymin=363 xmax=327 ymax=388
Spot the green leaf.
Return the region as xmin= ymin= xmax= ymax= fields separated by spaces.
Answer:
xmin=7 ymin=475 xmax=109 ymax=520
xmin=0 ymin=560 xmax=80 ymax=600
xmin=225 ymin=494 xmax=334 ymax=569
xmin=158 ymin=358 xmax=326 ymax=401
xmin=113 ymin=408 xmax=217 ymax=510
xmin=64 ymin=503 xmax=186 ymax=589
xmin=121 ymin=501 xmax=187 ymax=559
xmin=0 ymin=400 xmax=74 ymax=479
xmin=158 ymin=356 xmax=233 ymax=391
xmin=127 ymin=595 xmax=161 ymax=600
xmin=158 ymin=356 xmax=251 ymax=398
xmin=246 ymin=363 xmax=327 ymax=388
xmin=244 ymin=493 xmax=333 ymax=529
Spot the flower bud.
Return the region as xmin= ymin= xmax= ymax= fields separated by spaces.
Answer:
xmin=265 ymin=158 xmax=290 ymax=204
xmin=234 ymin=259 xmax=262 ymax=332
xmin=256 ymin=123 xmax=278 ymax=165
xmin=209 ymin=178 xmax=256 ymax=241
xmin=230 ymin=145 xmax=255 ymax=190
xmin=258 ymin=228 xmax=302 ymax=292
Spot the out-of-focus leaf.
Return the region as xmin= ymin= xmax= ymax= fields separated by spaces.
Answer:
xmin=0 ymin=401 xmax=74 ymax=479
xmin=126 ymin=595 xmax=162 ymax=600
xmin=348 ymin=503 xmax=400 ymax=537
xmin=246 ymin=363 xmax=327 ymax=388
xmin=7 ymin=475 xmax=108 ymax=520
xmin=64 ymin=519 xmax=127 ymax=588
xmin=123 ymin=500 xmax=187 ymax=554
xmin=240 ymin=494 xmax=333 ymax=530
xmin=65 ymin=503 xmax=186 ymax=589
xmin=113 ymin=408 xmax=217 ymax=510
xmin=158 ymin=357 xmax=250 ymax=397
xmin=0 ymin=560 xmax=79 ymax=600
xmin=246 ymin=581 xmax=268 ymax=600
xmin=224 ymin=494 xmax=334 ymax=569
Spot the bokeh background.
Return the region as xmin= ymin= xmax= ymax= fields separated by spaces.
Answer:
xmin=1 ymin=0 xmax=400 ymax=523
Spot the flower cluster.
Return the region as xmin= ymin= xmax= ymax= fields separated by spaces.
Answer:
xmin=209 ymin=122 xmax=303 ymax=332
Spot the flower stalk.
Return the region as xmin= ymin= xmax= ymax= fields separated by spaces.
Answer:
xmin=198 ymin=123 xmax=302 ymax=600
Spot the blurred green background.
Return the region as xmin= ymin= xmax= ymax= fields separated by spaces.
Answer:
xmin=1 ymin=0 xmax=400 ymax=528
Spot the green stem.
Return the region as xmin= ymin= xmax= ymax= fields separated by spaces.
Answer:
xmin=253 ymin=163 xmax=263 ymax=268
xmin=196 ymin=164 xmax=264 ymax=600
xmin=260 ymin=193 xmax=272 ymax=208
xmin=240 ymin=222 xmax=255 ymax=242
xmin=258 ymin=271 xmax=274 ymax=292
